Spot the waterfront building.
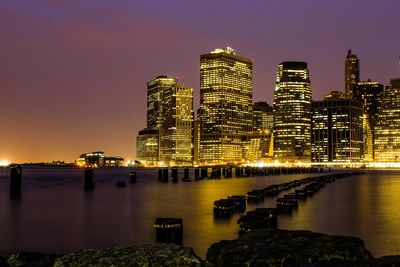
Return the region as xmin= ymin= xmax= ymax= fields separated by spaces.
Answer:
xmin=345 ymin=49 xmax=360 ymax=99
xmin=353 ymin=80 xmax=384 ymax=161
xmin=273 ymin=61 xmax=312 ymax=163
xmin=253 ymin=102 xmax=273 ymax=131
xmin=311 ymin=97 xmax=363 ymax=163
xmin=375 ymin=78 xmax=400 ymax=162
xmin=147 ymin=76 xmax=177 ymax=129
xmin=243 ymin=130 xmax=273 ymax=163
xmin=76 ymin=152 xmax=124 ymax=167
xmin=136 ymin=128 xmax=160 ymax=166
xmin=160 ymin=83 xmax=193 ymax=166
xmin=199 ymin=47 xmax=253 ymax=164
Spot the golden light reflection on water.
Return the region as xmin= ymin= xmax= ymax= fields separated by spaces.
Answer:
xmin=2 ymin=169 xmax=400 ymax=259
xmin=280 ymin=170 xmax=400 ymax=257
xmin=139 ymin=174 xmax=303 ymax=257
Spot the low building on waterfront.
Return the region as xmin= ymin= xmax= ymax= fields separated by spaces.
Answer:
xmin=136 ymin=128 xmax=160 ymax=166
xmin=243 ymin=130 xmax=273 ymax=163
xmin=76 ymin=152 xmax=124 ymax=167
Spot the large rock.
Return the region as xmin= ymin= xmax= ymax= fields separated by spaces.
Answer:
xmin=0 ymin=256 xmax=9 ymax=267
xmin=54 ymin=243 xmax=205 ymax=267
xmin=206 ymin=229 xmax=372 ymax=267
xmin=371 ymin=255 xmax=400 ymax=267
xmin=7 ymin=252 xmax=56 ymax=267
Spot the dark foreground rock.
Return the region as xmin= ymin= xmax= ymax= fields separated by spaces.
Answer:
xmin=206 ymin=229 xmax=373 ymax=267
xmin=7 ymin=252 xmax=56 ymax=267
xmin=371 ymin=255 xmax=400 ymax=267
xmin=53 ymin=243 xmax=204 ymax=267
xmin=0 ymin=256 xmax=9 ymax=267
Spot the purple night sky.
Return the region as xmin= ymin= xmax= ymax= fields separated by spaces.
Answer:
xmin=1 ymin=0 xmax=399 ymax=163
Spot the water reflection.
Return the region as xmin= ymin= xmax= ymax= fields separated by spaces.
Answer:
xmin=1 ymin=168 xmax=400 ymax=258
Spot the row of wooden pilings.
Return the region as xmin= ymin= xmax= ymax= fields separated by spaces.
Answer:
xmin=157 ymin=166 xmax=326 ymax=183
xmin=5 ymin=165 xmax=138 ymax=196
xmin=152 ymin=169 xmax=363 ymax=245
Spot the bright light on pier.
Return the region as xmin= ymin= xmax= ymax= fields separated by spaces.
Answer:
xmin=0 ymin=160 xmax=10 ymax=167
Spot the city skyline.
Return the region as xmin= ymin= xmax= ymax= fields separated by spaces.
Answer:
xmin=1 ymin=1 xmax=400 ymax=163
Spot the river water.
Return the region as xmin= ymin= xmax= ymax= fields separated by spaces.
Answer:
xmin=0 ymin=167 xmax=399 ymax=258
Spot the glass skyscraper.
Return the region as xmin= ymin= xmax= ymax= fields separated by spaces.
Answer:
xmin=147 ymin=76 xmax=177 ymax=129
xmin=273 ymin=61 xmax=312 ymax=163
xmin=311 ymin=97 xmax=363 ymax=163
xmin=137 ymin=75 xmax=193 ymax=166
xmin=199 ymin=47 xmax=253 ymax=164
xmin=353 ymin=80 xmax=384 ymax=161
xmin=375 ymin=78 xmax=400 ymax=162
xmin=160 ymin=83 xmax=193 ymax=166
xmin=345 ymin=49 xmax=360 ymax=99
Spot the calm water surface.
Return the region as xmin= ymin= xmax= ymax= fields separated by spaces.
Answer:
xmin=0 ymin=167 xmax=399 ymax=258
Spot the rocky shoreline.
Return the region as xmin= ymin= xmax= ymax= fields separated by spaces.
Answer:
xmin=2 ymin=229 xmax=400 ymax=267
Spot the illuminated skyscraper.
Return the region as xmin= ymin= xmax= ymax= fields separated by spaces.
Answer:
xmin=199 ymin=47 xmax=253 ymax=164
xmin=253 ymin=102 xmax=273 ymax=131
xmin=353 ymin=80 xmax=384 ymax=161
xmin=273 ymin=61 xmax=312 ymax=162
xmin=345 ymin=49 xmax=360 ymax=99
xmin=137 ymin=75 xmax=193 ymax=166
xmin=311 ymin=97 xmax=363 ymax=163
xmin=147 ymin=76 xmax=177 ymax=129
xmin=160 ymin=83 xmax=193 ymax=166
xmin=375 ymin=78 xmax=400 ymax=162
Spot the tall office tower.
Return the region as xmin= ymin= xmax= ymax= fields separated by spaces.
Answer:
xmin=253 ymin=102 xmax=274 ymax=131
xmin=199 ymin=47 xmax=253 ymax=164
xmin=375 ymin=78 xmax=400 ymax=162
xmin=160 ymin=83 xmax=193 ymax=166
xmin=345 ymin=49 xmax=360 ymax=99
xmin=353 ymin=80 xmax=384 ymax=161
xmin=311 ymin=97 xmax=363 ymax=163
xmin=147 ymin=76 xmax=177 ymax=129
xmin=136 ymin=128 xmax=160 ymax=166
xmin=273 ymin=61 xmax=312 ymax=163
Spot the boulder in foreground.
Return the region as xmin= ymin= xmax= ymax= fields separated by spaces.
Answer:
xmin=53 ymin=243 xmax=204 ymax=267
xmin=206 ymin=229 xmax=372 ymax=267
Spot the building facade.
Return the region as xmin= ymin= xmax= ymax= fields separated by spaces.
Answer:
xmin=375 ymin=78 xmax=400 ymax=162
xmin=273 ymin=61 xmax=312 ymax=163
xmin=353 ymin=80 xmax=384 ymax=161
xmin=311 ymin=98 xmax=363 ymax=163
xmin=243 ymin=130 xmax=273 ymax=163
xmin=199 ymin=47 xmax=253 ymax=164
xmin=253 ymin=102 xmax=273 ymax=131
xmin=345 ymin=49 xmax=360 ymax=99
xmin=147 ymin=76 xmax=177 ymax=129
xmin=136 ymin=128 xmax=159 ymax=166
xmin=160 ymin=83 xmax=193 ymax=166
xmin=76 ymin=152 xmax=124 ymax=167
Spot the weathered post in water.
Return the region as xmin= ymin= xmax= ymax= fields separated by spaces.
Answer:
xmin=154 ymin=218 xmax=183 ymax=244
xmin=129 ymin=170 xmax=136 ymax=183
xmin=84 ymin=168 xmax=95 ymax=191
xmin=162 ymin=168 xmax=169 ymax=183
xmin=171 ymin=167 xmax=178 ymax=183
xmin=10 ymin=165 xmax=22 ymax=197
xmin=194 ymin=168 xmax=200 ymax=180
